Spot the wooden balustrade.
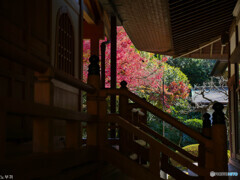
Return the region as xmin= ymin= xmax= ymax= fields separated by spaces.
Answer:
xmin=98 ymin=81 xmax=228 ymax=179
xmin=139 ymin=123 xmax=198 ymax=162
xmin=101 ymin=88 xmax=212 ymax=149
xmin=107 ymin=114 xmax=209 ymax=177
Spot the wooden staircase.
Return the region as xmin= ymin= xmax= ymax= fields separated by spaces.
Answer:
xmin=89 ymin=81 xmax=228 ymax=180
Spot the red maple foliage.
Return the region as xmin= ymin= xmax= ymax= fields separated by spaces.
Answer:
xmin=83 ymin=27 xmax=190 ymax=109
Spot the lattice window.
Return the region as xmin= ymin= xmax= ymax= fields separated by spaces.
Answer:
xmin=56 ymin=13 xmax=74 ymax=76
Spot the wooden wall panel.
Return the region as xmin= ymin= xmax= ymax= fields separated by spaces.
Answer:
xmin=0 ymin=0 xmax=26 ymax=48
xmin=0 ymin=57 xmax=34 ymax=141
xmin=29 ymin=0 xmax=51 ymax=62
xmin=52 ymin=82 xmax=79 ymax=148
xmin=53 ymin=86 xmax=78 ymax=111
xmin=0 ymin=0 xmax=51 ymax=63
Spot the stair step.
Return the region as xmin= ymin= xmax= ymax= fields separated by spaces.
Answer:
xmin=134 ymin=139 xmax=147 ymax=147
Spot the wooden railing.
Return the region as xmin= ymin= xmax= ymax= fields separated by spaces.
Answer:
xmin=101 ymin=88 xmax=212 ymax=148
xmin=107 ymin=114 xmax=208 ymax=178
xmin=95 ymin=80 xmax=228 ymax=179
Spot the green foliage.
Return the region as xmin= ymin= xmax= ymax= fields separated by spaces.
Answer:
xmin=181 ymin=119 xmax=203 ymax=146
xmin=167 ymin=57 xmax=216 ymax=86
xmin=163 ymin=63 xmax=191 ymax=88
xmin=184 ymin=119 xmax=203 ymax=132
xmin=182 ymin=144 xmax=199 ymax=156
xmin=147 ymin=116 xmax=182 ymax=146
xmin=170 ymin=144 xmax=199 ymax=171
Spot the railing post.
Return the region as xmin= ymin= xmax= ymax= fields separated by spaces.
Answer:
xmin=149 ymin=145 xmax=160 ymax=176
xmin=33 ymin=68 xmax=53 ymax=153
xmin=119 ymin=81 xmax=130 ymax=154
xmin=199 ymin=113 xmax=213 ymax=173
xmin=139 ymin=98 xmax=147 ymax=125
xmin=87 ymin=55 xmax=100 ymax=146
xmin=98 ymin=91 xmax=108 ymax=148
xmin=211 ymin=102 xmax=228 ymax=173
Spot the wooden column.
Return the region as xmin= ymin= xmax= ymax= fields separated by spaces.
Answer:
xmin=91 ymin=37 xmax=99 ymax=56
xmin=33 ymin=69 xmax=53 ymax=153
xmin=78 ymin=0 xmax=83 ymax=112
xmin=110 ymin=16 xmax=117 ymax=138
xmin=83 ymin=21 xmax=104 ymax=57
xmin=87 ymin=55 xmax=100 ymax=146
xmin=66 ymin=121 xmax=80 ymax=149
xmin=119 ymin=81 xmax=129 ymax=154
xmin=100 ymin=41 xmax=110 ymax=88
xmin=98 ymin=91 xmax=108 ymax=147
xmin=212 ymin=102 xmax=228 ymax=173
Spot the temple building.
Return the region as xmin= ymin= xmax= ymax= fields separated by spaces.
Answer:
xmin=0 ymin=0 xmax=239 ymax=179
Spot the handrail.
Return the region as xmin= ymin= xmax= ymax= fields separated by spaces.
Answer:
xmin=139 ymin=123 xmax=198 ymax=162
xmin=0 ymin=98 xmax=96 ymax=122
xmin=52 ymin=69 xmax=96 ymax=93
xmin=101 ymin=88 xmax=212 ymax=149
xmin=107 ymin=114 xmax=208 ymax=176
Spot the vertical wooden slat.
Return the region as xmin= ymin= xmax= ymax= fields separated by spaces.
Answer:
xmin=64 ymin=14 xmax=67 ymax=74
xmin=110 ymin=15 xmax=117 ymax=138
xmin=149 ymin=145 xmax=160 ymax=176
xmin=101 ymin=43 xmax=106 ymax=88
xmin=67 ymin=19 xmax=70 ymax=75
xmin=78 ymin=0 xmax=83 ymax=111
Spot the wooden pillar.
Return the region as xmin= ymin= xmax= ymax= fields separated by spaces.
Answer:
xmin=98 ymin=92 xmax=108 ymax=147
xmin=91 ymin=37 xmax=99 ymax=56
xmin=78 ymin=0 xmax=83 ymax=112
xmin=119 ymin=81 xmax=129 ymax=154
xmin=110 ymin=16 xmax=117 ymax=138
xmin=100 ymin=41 xmax=110 ymax=88
xmin=66 ymin=121 xmax=80 ymax=149
xmin=212 ymin=102 xmax=228 ymax=174
xmin=33 ymin=69 xmax=53 ymax=153
xmin=0 ymin=111 xmax=6 ymax=160
xmin=87 ymin=55 xmax=100 ymax=146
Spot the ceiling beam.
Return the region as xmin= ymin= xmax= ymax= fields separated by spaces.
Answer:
xmin=174 ymin=37 xmax=221 ymax=58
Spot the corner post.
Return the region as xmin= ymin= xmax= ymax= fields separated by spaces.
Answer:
xmin=199 ymin=113 xmax=213 ymax=172
xmin=33 ymin=68 xmax=53 ymax=153
xmin=87 ymin=55 xmax=100 ymax=146
xmin=212 ymin=102 xmax=228 ymax=173
xmin=119 ymin=81 xmax=130 ymax=154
